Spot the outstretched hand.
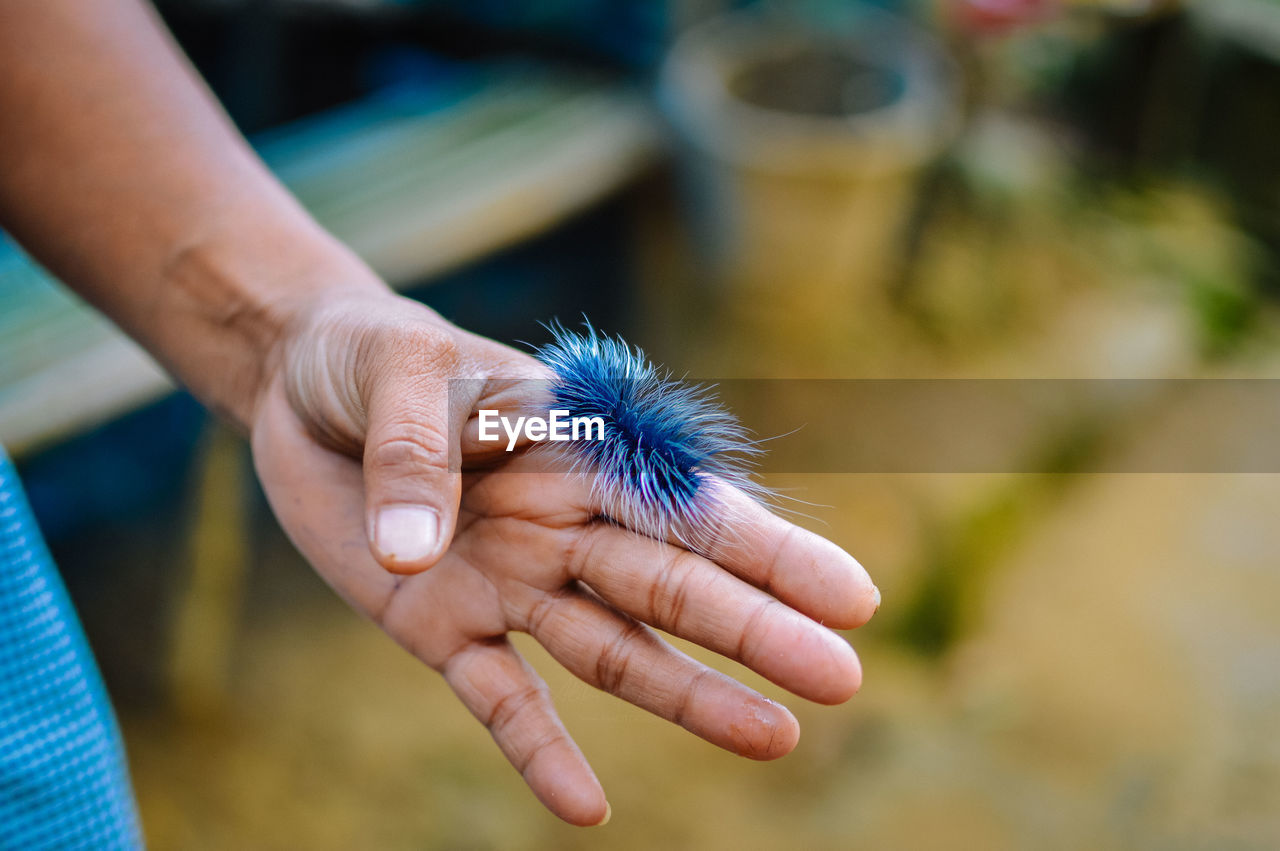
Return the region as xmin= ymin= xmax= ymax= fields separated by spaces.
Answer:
xmin=251 ymin=292 xmax=879 ymax=825
xmin=0 ymin=0 xmax=878 ymax=826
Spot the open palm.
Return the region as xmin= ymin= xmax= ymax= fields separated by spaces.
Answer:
xmin=250 ymin=294 xmax=878 ymax=825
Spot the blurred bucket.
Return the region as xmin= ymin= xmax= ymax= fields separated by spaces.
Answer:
xmin=659 ymin=5 xmax=957 ymax=370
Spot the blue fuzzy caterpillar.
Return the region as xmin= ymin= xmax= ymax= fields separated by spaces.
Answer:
xmin=535 ymin=322 xmax=763 ymax=546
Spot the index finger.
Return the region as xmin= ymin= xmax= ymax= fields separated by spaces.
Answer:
xmin=466 ymin=455 xmax=879 ymax=629
xmin=693 ymin=481 xmax=880 ymax=631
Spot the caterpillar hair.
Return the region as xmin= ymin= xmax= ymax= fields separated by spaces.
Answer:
xmin=535 ymin=321 xmax=768 ymax=550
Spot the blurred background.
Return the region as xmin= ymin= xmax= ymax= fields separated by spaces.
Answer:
xmin=3 ymin=0 xmax=1280 ymax=847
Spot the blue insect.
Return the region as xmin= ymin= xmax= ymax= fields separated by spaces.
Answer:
xmin=535 ymin=321 xmax=766 ymax=547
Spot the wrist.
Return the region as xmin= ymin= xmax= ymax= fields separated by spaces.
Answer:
xmin=157 ymin=212 xmax=389 ymax=431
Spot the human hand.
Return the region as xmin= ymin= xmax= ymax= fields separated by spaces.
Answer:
xmin=250 ymin=291 xmax=879 ymax=825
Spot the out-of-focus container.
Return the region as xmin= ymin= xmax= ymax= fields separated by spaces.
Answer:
xmin=659 ymin=5 xmax=958 ymax=371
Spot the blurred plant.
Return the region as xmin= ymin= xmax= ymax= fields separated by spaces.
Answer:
xmin=1094 ymin=185 xmax=1268 ymax=359
xmin=890 ymin=421 xmax=1106 ymax=656
xmin=1188 ymin=281 xmax=1260 ymax=359
xmin=886 ymin=159 xmax=1270 ymax=658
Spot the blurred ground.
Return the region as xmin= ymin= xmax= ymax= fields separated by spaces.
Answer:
xmin=119 ymin=471 xmax=1280 ymax=850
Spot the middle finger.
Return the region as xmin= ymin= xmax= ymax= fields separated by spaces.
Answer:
xmin=566 ymin=524 xmax=862 ymax=705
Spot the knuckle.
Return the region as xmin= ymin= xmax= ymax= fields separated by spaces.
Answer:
xmin=654 ymin=552 xmax=700 ymax=632
xmin=736 ymin=597 xmax=780 ymax=664
xmin=517 ymin=731 xmax=564 ymax=776
xmin=386 ymin=323 xmax=462 ymax=374
xmin=427 ymin=328 xmax=463 ymax=368
xmin=368 ymin=425 xmax=448 ymax=473
xmin=596 ymin=619 xmax=646 ymax=694
xmin=524 ymin=590 xmax=563 ymax=637
xmin=356 ymin=319 xmax=465 ymax=402
xmin=486 ymin=683 xmax=544 ymax=739
xmin=758 ymin=525 xmax=795 ymax=596
xmin=671 ymin=667 xmax=710 ymax=730
xmin=563 ymin=526 xmax=604 ymax=579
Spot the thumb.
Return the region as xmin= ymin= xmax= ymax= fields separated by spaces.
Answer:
xmin=361 ymin=349 xmax=475 ymax=575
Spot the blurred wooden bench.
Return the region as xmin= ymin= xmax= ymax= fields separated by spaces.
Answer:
xmin=0 ymin=69 xmax=660 ymax=454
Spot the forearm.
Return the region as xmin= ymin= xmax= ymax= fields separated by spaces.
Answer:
xmin=0 ymin=0 xmax=386 ymax=428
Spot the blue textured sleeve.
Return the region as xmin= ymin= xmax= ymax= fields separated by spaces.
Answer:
xmin=0 ymin=450 xmax=143 ymax=850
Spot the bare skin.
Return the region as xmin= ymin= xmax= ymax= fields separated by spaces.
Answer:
xmin=0 ymin=0 xmax=879 ymax=827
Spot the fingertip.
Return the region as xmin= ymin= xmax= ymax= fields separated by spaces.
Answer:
xmin=823 ymin=579 xmax=881 ymax=631
xmin=673 ymin=669 xmax=800 ymax=761
xmin=737 ymin=699 xmax=800 ymax=761
xmin=376 ymin=559 xmax=435 ymax=576
xmin=554 ymin=795 xmax=611 ymax=829
xmin=526 ymin=747 xmax=609 ymax=827
xmin=368 ymin=504 xmax=447 ymax=573
xmin=793 ymin=629 xmax=865 ymax=701
xmin=809 ymin=636 xmax=862 ymax=705
xmin=788 ymin=534 xmax=880 ymax=627
xmin=808 ymin=539 xmax=878 ymax=630
xmin=761 ymin=609 xmax=864 ymax=705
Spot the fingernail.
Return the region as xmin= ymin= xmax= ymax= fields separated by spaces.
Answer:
xmin=596 ymin=802 xmax=612 ymax=826
xmin=374 ymin=505 xmax=440 ymax=564
xmin=872 ymin=586 xmax=882 ymax=613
